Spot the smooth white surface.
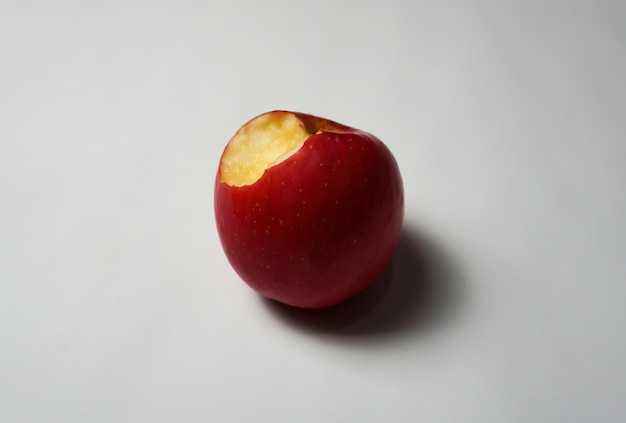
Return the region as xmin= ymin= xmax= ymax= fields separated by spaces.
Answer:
xmin=1 ymin=1 xmax=625 ymax=422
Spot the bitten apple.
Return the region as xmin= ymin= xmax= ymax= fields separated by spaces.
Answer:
xmin=214 ymin=111 xmax=403 ymax=309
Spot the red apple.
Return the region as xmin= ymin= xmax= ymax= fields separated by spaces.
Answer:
xmin=214 ymin=111 xmax=403 ymax=309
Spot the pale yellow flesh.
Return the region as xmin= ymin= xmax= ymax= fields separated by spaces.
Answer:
xmin=220 ymin=112 xmax=312 ymax=187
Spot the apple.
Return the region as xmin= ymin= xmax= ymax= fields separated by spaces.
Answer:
xmin=214 ymin=110 xmax=404 ymax=309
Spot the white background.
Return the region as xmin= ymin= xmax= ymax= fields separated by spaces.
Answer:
xmin=1 ymin=1 xmax=625 ymax=422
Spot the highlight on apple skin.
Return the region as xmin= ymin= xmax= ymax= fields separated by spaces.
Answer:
xmin=214 ymin=110 xmax=404 ymax=309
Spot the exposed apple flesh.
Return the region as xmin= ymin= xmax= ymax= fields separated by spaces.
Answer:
xmin=215 ymin=111 xmax=404 ymax=309
xmin=219 ymin=112 xmax=314 ymax=187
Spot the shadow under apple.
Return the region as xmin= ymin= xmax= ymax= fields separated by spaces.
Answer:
xmin=260 ymin=224 xmax=464 ymax=340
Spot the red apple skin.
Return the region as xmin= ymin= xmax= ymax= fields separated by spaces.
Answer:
xmin=215 ymin=111 xmax=404 ymax=309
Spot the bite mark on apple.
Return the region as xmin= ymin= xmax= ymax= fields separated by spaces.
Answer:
xmin=220 ymin=112 xmax=312 ymax=187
